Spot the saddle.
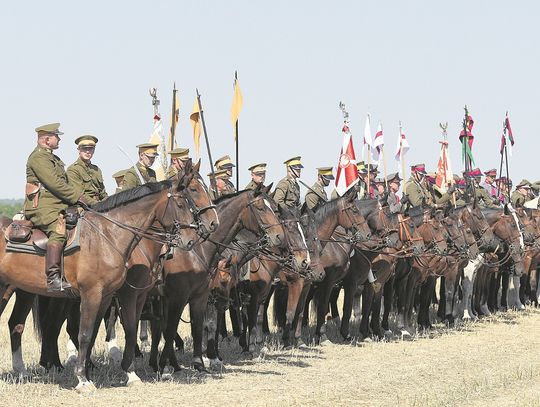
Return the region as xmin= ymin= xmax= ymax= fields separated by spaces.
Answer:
xmin=4 ymin=219 xmax=81 ymax=256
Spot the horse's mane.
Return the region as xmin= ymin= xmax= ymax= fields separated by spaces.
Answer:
xmin=407 ymin=205 xmax=425 ymax=218
xmin=92 ymin=180 xmax=172 ymax=213
xmin=213 ymin=189 xmax=248 ymax=205
xmin=314 ymin=198 xmax=339 ymax=224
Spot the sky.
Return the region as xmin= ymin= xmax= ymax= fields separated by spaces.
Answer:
xmin=1 ymin=0 xmax=538 ymax=199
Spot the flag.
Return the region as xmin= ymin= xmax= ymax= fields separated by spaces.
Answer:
xmin=435 ymin=141 xmax=453 ymax=193
xmin=459 ymin=114 xmax=475 ymax=165
xmin=190 ymin=98 xmax=202 ymax=156
xmin=335 ymin=121 xmax=360 ymax=196
xmin=394 ymin=127 xmax=410 ymax=177
xmin=168 ymin=91 xmax=180 ymax=152
xmin=148 ymin=113 xmax=166 ymax=180
xmin=363 ymin=113 xmax=372 ymax=158
xmin=500 ymin=114 xmax=514 ymax=157
xmin=372 ymin=122 xmax=384 ymax=162
xmin=230 ymin=77 xmax=243 ymax=140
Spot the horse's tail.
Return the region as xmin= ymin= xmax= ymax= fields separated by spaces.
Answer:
xmin=0 ymin=284 xmax=16 ymax=318
xmin=272 ymin=284 xmax=288 ymax=329
xmin=32 ymin=295 xmax=45 ymax=342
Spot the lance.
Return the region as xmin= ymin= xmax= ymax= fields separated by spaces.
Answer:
xmin=149 ymin=87 xmax=166 ymax=175
xmin=462 ymin=105 xmax=472 ymax=190
xmin=503 ymin=111 xmax=511 ymax=200
xmin=440 ymin=122 xmax=456 ymax=207
xmin=366 ymin=113 xmax=371 ymax=198
xmin=234 ymin=71 xmax=240 ymax=190
xmin=298 ymin=179 xmax=327 ymax=202
xmin=169 ymin=82 xmax=178 ymax=165
xmin=399 ymin=121 xmax=405 ymax=181
xmin=497 ymin=122 xmax=504 ymax=199
xmin=116 ymin=144 xmax=146 ymax=184
xmin=379 ymin=123 xmax=388 ymax=189
xmin=196 ymin=89 xmax=217 ymax=192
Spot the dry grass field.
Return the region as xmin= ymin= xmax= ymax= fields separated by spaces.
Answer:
xmin=0 ymin=300 xmax=539 ymax=406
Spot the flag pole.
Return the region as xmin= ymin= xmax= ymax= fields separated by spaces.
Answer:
xmin=503 ymin=112 xmax=511 ymax=200
xmin=382 ymin=145 xmax=388 ymax=189
xmin=498 ymin=118 xmax=505 ymax=198
xmin=170 ymin=82 xmax=177 ymax=165
xmin=399 ymin=122 xmax=405 ymax=180
xmin=196 ymin=88 xmax=217 ymax=192
xmin=234 ymin=71 xmax=239 ymax=190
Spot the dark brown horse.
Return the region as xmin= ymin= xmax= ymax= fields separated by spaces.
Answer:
xmin=0 ymin=174 xmax=199 ymax=393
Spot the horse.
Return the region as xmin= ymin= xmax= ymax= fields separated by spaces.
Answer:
xmin=0 ymin=173 xmax=199 ymax=393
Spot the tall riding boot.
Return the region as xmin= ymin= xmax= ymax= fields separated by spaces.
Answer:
xmin=45 ymin=242 xmax=71 ymax=292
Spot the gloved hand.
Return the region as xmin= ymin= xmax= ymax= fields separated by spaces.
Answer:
xmin=77 ymin=194 xmax=94 ymax=208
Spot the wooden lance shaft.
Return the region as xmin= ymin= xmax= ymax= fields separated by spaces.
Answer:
xmin=196 ymin=89 xmax=217 ymax=193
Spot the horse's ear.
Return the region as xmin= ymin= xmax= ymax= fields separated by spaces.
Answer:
xmin=185 ymin=158 xmax=193 ymax=174
xmin=347 ymin=189 xmax=356 ymax=202
xmin=264 ymin=183 xmax=273 ymax=194
xmin=504 ymin=203 xmax=510 ymax=216
xmin=193 ymin=159 xmax=201 ymax=173
xmin=301 ymin=202 xmax=308 ymax=215
xmin=253 ymin=182 xmax=263 ymax=197
xmin=176 ymin=173 xmax=186 ymax=191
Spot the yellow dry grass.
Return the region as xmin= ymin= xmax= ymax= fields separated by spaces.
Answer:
xmin=0 ymin=301 xmax=539 ymax=406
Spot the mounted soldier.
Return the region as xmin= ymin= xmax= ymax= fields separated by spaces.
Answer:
xmin=121 ymin=143 xmax=159 ymax=190
xmin=166 ymin=147 xmax=190 ymax=179
xmin=112 ymin=170 xmax=127 ymax=193
xmin=67 ymin=135 xmax=108 ymax=205
xmin=305 ymin=167 xmax=334 ymax=212
xmin=245 ymin=163 xmax=267 ymax=190
xmin=511 ymin=179 xmax=532 ymax=207
xmin=404 ymin=163 xmax=433 ymax=208
xmin=465 ymin=168 xmax=498 ymax=208
xmin=274 ymin=156 xmax=303 ymax=210
xmin=481 ymin=168 xmax=500 ymax=199
xmin=24 ymin=123 xmax=88 ymax=292
xmin=386 ymin=172 xmax=403 ymax=213
xmin=214 ymin=155 xmax=236 ymax=195
xmin=432 ymin=175 xmax=466 ymax=207
xmin=208 ymin=169 xmax=231 ymax=201
xmin=496 ymin=177 xmax=512 ymax=205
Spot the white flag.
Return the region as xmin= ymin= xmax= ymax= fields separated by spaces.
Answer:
xmin=363 ymin=113 xmax=372 ymax=159
xmin=372 ymin=122 xmax=384 ymax=162
xmin=395 ymin=127 xmax=410 ymax=177
xmin=149 ymin=113 xmax=166 ymax=180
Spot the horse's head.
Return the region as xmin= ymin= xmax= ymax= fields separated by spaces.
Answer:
xmin=338 ymin=192 xmax=371 ymax=242
xmin=209 ymin=254 xmax=237 ymax=303
xmin=276 ymin=205 xmax=311 ymax=272
xmin=460 ymin=204 xmax=497 ymax=250
xmin=182 ymin=159 xmax=219 ymax=236
xmin=442 ymin=212 xmax=473 ymax=257
xmin=491 ymin=214 xmax=525 ymax=275
xmin=418 ymin=211 xmax=448 ymax=255
xmin=299 ymin=203 xmax=324 ymax=281
xmin=516 ymin=208 xmax=538 ymax=246
xmin=242 ymin=183 xmax=285 ymax=248
xmin=366 ymin=206 xmax=401 ymax=250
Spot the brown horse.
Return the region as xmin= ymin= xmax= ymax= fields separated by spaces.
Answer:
xmin=150 ymin=184 xmax=290 ymax=372
xmin=0 ymin=174 xmax=199 ymax=392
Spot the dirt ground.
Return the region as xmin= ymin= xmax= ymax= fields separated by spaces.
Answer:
xmin=0 ymin=302 xmax=539 ymax=407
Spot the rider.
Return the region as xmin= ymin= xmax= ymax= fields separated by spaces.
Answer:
xmin=274 ymin=156 xmax=303 ymax=210
xmin=466 ymin=168 xmax=498 ymax=208
xmin=166 ymin=147 xmax=190 ymax=178
xmin=208 ymin=169 xmax=232 ymax=201
xmin=481 ymin=168 xmax=500 ymax=199
xmin=245 ymin=163 xmax=267 ymax=190
xmin=496 ymin=177 xmax=512 ymax=205
xmin=25 ymin=123 xmax=88 ymax=292
xmin=404 ymin=164 xmax=433 ymax=208
xmin=67 ymin=135 xmax=108 ymax=205
xmin=121 ymin=143 xmax=159 ymax=190
xmin=305 ymin=167 xmax=334 ymax=212
xmin=214 ymin=155 xmax=237 ymax=194
xmin=386 ymin=172 xmax=403 ymax=214
xmin=511 ymin=179 xmax=532 ymax=207
xmin=112 ymin=170 xmax=127 ymax=193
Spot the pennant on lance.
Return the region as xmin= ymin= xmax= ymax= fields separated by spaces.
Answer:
xmin=372 ymin=121 xmax=384 ymax=162
xmin=394 ymin=124 xmax=409 ymax=178
xmin=148 ymin=88 xmax=166 ymax=180
xmin=435 ymin=122 xmax=453 ymax=193
xmin=459 ymin=107 xmax=475 ymax=167
xmin=335 ymin=102 xmax=359 ymax=196
xmin=500 ymin=112 xmax=515 ymax=157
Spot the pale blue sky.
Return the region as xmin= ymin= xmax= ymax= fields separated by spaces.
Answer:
xmin=1 ymin=1 xmax=538 ymax=198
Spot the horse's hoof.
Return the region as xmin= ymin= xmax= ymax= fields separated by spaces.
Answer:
xmin=259 ymin=346 xmax=270 ymax=355
xmin=320 ymin=339 xmax=332 ymax=346
xmin=383 ymin=330 xmax=393 ymax=339
xmin=193 ymin=363 xmax=209 ymax=373
xmin=515 ymin=303 xmax=526 ymax=311
xmin=75 ymin=380 xmax=97 ymax=394
xmin=140 ymin=340 xmax=151 ymax=352
xmin=160 ymin=366 xmax=174 ymax=380
xmin=126 ymin=371 xmax=143 ymax=387
xmin=209 ymin=358 xmax=225 ymax=371
xmin=400 ymin=330 xmax=413 ymax=340
xmin=342 ymin=335 xmax=353 ymax=343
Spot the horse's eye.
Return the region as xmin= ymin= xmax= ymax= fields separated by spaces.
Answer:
xmin=190 ymin=188 xmax=197 ymax=192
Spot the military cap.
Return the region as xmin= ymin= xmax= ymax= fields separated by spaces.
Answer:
xmin=483 ymin=168 xmax=497 ymax=177
xmin=456 ymin=179 xmax=466 ymax=188
xmin=75 ymin=135 xmax=98 ymax=146
xmin=357 ymin=161 xmax=367 ymax=174
xmin=387 ymin=172 xmax=402 ymax=183
xmin=208 ymin=169 xmax=229 ymax=179
xmin=168 ymin=147 xmax=190 ymax=160
xmin=35 ymin=122 xmax=63 ymax=135
xmin=112 ymin=169 xmax=127 ymax=179
xmin=374 ymin=177 xmax=385 ymax=185
xmin=516 ymin=179 xmax=532 ymax=189
xmin=426 ymin=173 xmax=436 ymax=185
xmin=283 ymin=156 xmax=303 ymax=169
xmin=530 ymin=182 xmax=540 ymax=191
xmin=215 ymin=155 xmax=235 ymax=169
xmin=410 ymin=163 xmax=427 ymax=174
xmin=496 ymin=177 xmax=512 ymax=187
xmin=317 ymin=166 xmax=335 ymax=180
xmin=248 ymin=163 xmax=267 ymax=174
xmin=137 ymin=142 xmax=159 ymax=157
xmin=469 ymin=168 xmax=482 ymax=177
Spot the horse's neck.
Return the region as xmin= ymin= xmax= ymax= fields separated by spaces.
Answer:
xmin=316 ymin=204 xmax=340 ymax=240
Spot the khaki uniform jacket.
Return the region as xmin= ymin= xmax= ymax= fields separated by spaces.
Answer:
xmin=165 ymin=166 xmax=179 ymax=179
xmin=67 ymin=158 xmax=108 ymax=205
xmin=274 ymin=176 xmax=300 ymax=210
xmin=511 ymin=190 xmax=528 ymax=207
xmin=305 ymin=181 xmax=327 ymax=211
xmin=245 ymin=180 xmax=264 ymax=191
xmin=404 ymin=177 xmax=433 ymax=207
xmin=474 ymin=185 xmax=498 ymax=208
xmin=387 ymin=192 xmax=402 ymax=213
xmin=223 ymin=179 xmax=236 ymax=195
xmin=121 ymin=163 xmax=157 ymax=191
xmin=24 ymin=146 xmax=81 ymax=227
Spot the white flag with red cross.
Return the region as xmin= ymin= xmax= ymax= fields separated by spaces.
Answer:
xmin=335 ymin=118 xmax=360 ymax=196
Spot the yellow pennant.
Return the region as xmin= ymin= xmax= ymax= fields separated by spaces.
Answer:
xmin=230 ymin=79 xmax=243 ymax=139
xmin=190 ymin=98 xmax=201 ymax=155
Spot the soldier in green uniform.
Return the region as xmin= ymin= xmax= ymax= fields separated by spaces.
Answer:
xmin=274 ymin=156 xmax=303 ymax=210
xmin=245 ymin=163 xmax=267 ymax=190
xmin=511 ymin=180 xmax=532 ymax=207
xmin=24 ymin=123 xmax=87 ymax=292
xmin=404 ymin=164 xmax=433 ymax=208
xmin=305 ymin=167 xmax=334 ymax=211
xmin=214 ymin=155 xmax=236 ymax=194
xmin=165 ymin=147 xmax=190 ymax=178
xmin=432 ymin=175 xmax=466 ymax=207
xmin=496 ymin=177 xmax=512 ymax=205
xmin=386 ymin=172 xmax=403 ymax=213
xmin=121 ymin=143 xmax=159 ymax=190
xmin=208 ymin=169 xmax=231 ymax=201
xmin=66 ymin=135 xmax=107 ymax=205
xmin=466 ymin=168 xmax=498 ymax=208
xmin=112 ymin=170 xmax=127 ymax=193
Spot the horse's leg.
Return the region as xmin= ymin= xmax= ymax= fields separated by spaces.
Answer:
xmin=205 ymin=301 xmax=223 ymax=369
xmin=190 ymin=293 xmax=210 ymax=371
xmin=8 ymin=290 xmax=35 ymax=375
xmin=340 ymin=272 xmax=357 ymax=341
xmin=359 ymin=282 xmax=374 ymax=340
xmin=39 ymin=297 xmax=69 ymax=370
xmin=262 ymin=284 xmax=274 ymax=335
xmin=302 ymin=285 xmax=315 ymax=328
xmin=418 ymin=277 xmax=435 ymax=330
xmin=315 ymin=275 xmax=334 ymax=344
xmin=500 ymin=270 xmax=510 ymax=311
xmin=117 ymin=288 xmax=144 ymax=385
xmin=444 ymin=275 xmax=457 ymax=325
xmin=229 ymin=287 xmax=241 ymax=337
xmin=381 ymin=275 xmax=394 ymax=333
xmin=512 ymin=273 xmax=526 ymax=310
xmin=272 ymin=283 xmax=287 ymax=332
xmin=159 ymin=300 xmax=183 ymax=372
xmin=283 ymin=279 xmax=303 ymax=348
xmin=462 ymin=256 xmax=480 ymax=320
xmin=329 ymin=284 xmax=341 ymax=322
xmin=292 ymin=281 xmax=311 ymax=347
xmin=437 ymin=276 xmax=446 ymax=320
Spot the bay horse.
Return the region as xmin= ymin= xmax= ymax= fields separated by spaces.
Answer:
xmin=0 ymin=174 xmax=199 ymax=393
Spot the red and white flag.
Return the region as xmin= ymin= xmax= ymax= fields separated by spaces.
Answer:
xmin=363 ymin=113 xmax=373 ymax=158
xmin=435 ymin=141 xmax=453 ymax=193
xmin=149 ymin=112 xmax=166 ymax=180
xmin=500 ymin=113 xmax=515 ymax=157
xmin=335 ymin=120 xmax=360 ymax=196
xmin=394 ymin=127 xmax=410 ymax=177
xmin=372 ymin=122 xmax=384 ymax=162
